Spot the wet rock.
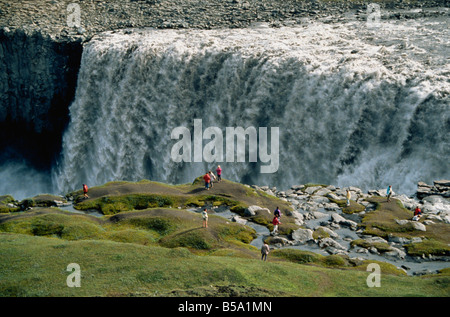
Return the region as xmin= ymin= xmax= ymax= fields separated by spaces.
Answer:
xmin=318 ymin=237 xmax=347 ymax=250
xmin=291 ymin=228 xmax=314 ymax=243
xmin=245 ymin=205 xmax=269 ymax=216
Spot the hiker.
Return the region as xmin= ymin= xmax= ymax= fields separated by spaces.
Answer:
xmin=346 ymin=189 xmax=351 ymax=206
xmin=412 ymin=206 xmax=422 ymax=221
xmin=414 ymin=206 xmax=422 ymax=216
xmin=216 ymin=165 xmax=222 ymax=182
xmin=387 ymin=185 xmax=392 ymax=202
xmin=274 ymin=206 xmax=281 ymax=219
xmin=271 ymin=216 xmax=280 ymax=235
xmin=203 ymin=172 xmax=211 ymax=190
xmin=83 ymin=184 xmax=89 ymax=199
xmin=202 ymin=208 xmax=208 ymax=228
xmin=261 ymin=243 xmax=270 ymax=261
xmin=208 ymin=170 xmax=216 ymax=188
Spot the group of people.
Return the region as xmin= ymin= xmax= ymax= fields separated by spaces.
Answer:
xmin=203 ymin=165 xmax=222 ymax=190
xmin=262 ymin=206 xmax=283 ymax=261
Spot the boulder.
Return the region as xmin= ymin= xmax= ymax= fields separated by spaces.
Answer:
xmin=244 ymin=205 xmax=270 ymax=217
xmin=326 ymin=192 xmax=345 ymax=201
xmin=231 ymin=215 xmax=247 ymax=225
xmin=411 ymin=221 xmax=426 ymax=232
xmin=434 ymin=180 xmax=450 ymax=187
xmin=324 ymin=203 xmax=340 ymax=211
xmin=331 ymin=213 xmax=358 ymax=229
xmin=318 ymin=237 xmax=347 ymax=250
xmin=395 ymin=219 xmax=426 ymax=231
xmin=291 ymin=228 xmax=314 ymax=243
xmin=316 ymin=226 xmax=339 ymax=239
xmin=312 ymin=211 xmax=329 ymax=219
xmin=270 ymin=236 xmax=291 ymax=246
xmin=314 ymin=188 xmax=331 ymax=197
xmin=309 ymin=195 xmax=330 ymax=204
xmin=304 ymin=186 xmax=322 ymax=195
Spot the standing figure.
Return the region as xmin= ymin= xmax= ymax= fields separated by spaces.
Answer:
xmin=216 ymin=165 xmax=222 ymax=182
xmin=83 ymin=184 xmax=89 ymax=199
xmin=203 ymin=172 xmax=211 ymax=190
xmin=208 ymin=171 xmax=216 ymax=188
xmin=387 ymin=185 xmax=392 ymax=202
xmin=271 ymin=216 xmax=280 ymax=235
xmin=202 ymin=208 xmax=208 ymax=228
xmin=261 ymin=243 xmax=270 ymax=261
xmin=274 ymin=206 xmax=281 ymax=219
xmin=346 ymin=189 xmax=351 ymax=206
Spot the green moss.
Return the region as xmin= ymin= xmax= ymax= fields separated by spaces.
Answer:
xmin=32 ymin=194 xmax=67 ymax=207
xmin=313 ymin=227 xmax=331 ymax=239
xmin=327 ymin=198 xmax=365 ymax=214
xmin=138 ymin=217 xmax=175 ymax=234
xmin=271 ymin=248 xmax=323 ymax=264
xmin=350 ymin=239 xmax=393 ymax=253
xmin=321 ymin=255 xmax=348 ymax=267
xmin=162 ymin=230 xmax=212 ymax=250
xmin=75 ymin=194 xmax=178 ymax=215
xmin=353 ymin=260 xmax=407 ymax=276
xmin=404 ymin=239 xmax=450 ymax=257
xmin=0 ymin=195 xmax=16 ymax=205
xmin=360 ymin=197 xmax=415 ymax=238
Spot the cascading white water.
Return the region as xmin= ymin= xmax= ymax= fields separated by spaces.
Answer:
xmin=53 ymin=18 xmax=449 ymax=195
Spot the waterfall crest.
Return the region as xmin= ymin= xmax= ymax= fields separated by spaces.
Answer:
xmin=53 ymin=20 xmax=449 ymax=195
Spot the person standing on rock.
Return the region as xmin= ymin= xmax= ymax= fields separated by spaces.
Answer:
xmin=216 ymin=165 xmax=222 ymax=182
xmin=202 ymin=208 xmax=208 ymax=228
xmin=261 ymin=243 xmax=270 ymax=261
xmin=346 ymin=189 xmax=351 ymax=206
xmin=203 ymin=172 xmax=211 ymax=190
xmin=387 ymin=185 xmax=392 ymax=202
xmin=208 ymin=170 xmax=216 ymax=188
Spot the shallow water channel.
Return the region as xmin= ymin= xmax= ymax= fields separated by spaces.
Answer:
xmin=206 ymin=207 xmax=450 ymax=276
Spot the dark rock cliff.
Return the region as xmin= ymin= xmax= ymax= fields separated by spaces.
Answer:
xmin=0 ymin=28 xmax=82 ymax=169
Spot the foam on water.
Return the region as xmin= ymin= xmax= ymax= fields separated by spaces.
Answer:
xmin=46 ymin=18 xmax=448 ymax=196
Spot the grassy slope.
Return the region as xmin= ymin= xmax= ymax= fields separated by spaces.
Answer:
xmin=1 ymin=180 xmax=449 ymax=297
xmin=1 ymin=233 xmax=449 ymax=297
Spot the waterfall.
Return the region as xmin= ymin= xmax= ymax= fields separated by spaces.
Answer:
xmin=53 ymin=19 xmax=449 ymax=195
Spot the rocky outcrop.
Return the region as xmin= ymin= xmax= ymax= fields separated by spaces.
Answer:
xmin=0 ymin=27 xmax=82 ymax=168
xmin=252 ymin=180 xmax=450 ymax=265
xmin=417 ymin=180 xmax=450 ymax=199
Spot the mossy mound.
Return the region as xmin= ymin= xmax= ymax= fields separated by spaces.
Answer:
xmin=0 ymin=207 xmax=257 ymax=256
xmin=0 ymin=195 xmax=20 ymax=213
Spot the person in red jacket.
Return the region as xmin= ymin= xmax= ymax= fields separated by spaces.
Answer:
xmin=271 ymin=216 xmax=280 ymax=235
xmin=82 ymin=184 xmax=89 ymax=199
xmin=203 ymin=172 xmax=211 ymax=190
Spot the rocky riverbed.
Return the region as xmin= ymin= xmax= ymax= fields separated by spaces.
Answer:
xmin=237 ymin=180 xmax=450 ymax=275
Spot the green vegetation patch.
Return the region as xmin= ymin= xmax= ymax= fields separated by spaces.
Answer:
xmin=0 ymin=195 xmax=20 ymax=213
xmin=75 ymin=194 xmax=178 ymax=215
xmin=350 ymin=239 xmax=393 ymax=253
xmin=360 ymin=197 xmax=414 ymax=238
xmin=327 ymin=198 xmax=365 ymax=214
xmin=404 ymin=239 xmax=450 ymax=257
